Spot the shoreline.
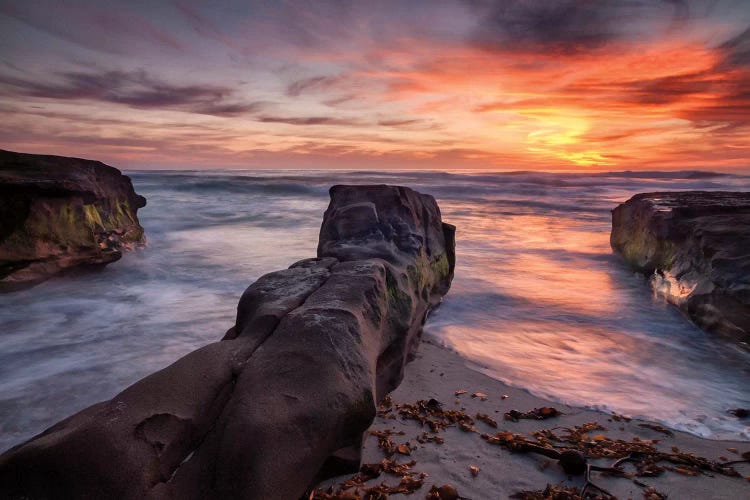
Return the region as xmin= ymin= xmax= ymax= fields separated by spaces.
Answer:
xmin=444 ymin=338 xmax=750 ymax=444
xmin=316 ymin=339 xmax=750 ymax=499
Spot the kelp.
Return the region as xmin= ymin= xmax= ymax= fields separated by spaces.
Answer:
xmin=505 ymin=407 xmax=563 ymax=422
xmin=309 ymin=458 xmax=427 ymax=499
xmin=307 ymin=395 xmax=749 ymax=500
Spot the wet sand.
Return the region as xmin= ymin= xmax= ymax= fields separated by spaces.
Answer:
xmin=317 ymin=339 xmax=750 ymax=499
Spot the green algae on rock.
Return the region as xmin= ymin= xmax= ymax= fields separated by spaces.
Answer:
xmin=0 ymin=184 xmax=454 ymax=500
xmin=0 ymin=149 xmax=146 ymax=291
xmin=611 ymin=191 xmax=750 ymax=347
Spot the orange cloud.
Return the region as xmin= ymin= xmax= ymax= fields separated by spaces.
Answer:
xmin=334 ymin=38 xmax=745 ymax=168
xmin=1 ymin=7 xmax=748 ymax=171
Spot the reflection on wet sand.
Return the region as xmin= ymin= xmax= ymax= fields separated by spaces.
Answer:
xmin=1 ymin=170 xmax=749 ymax=453
xmin=431 ymin=196 xmax=750 ymax=439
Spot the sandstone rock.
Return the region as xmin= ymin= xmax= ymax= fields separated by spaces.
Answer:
xmin=0 ymin=184 xmax=455 ymax=500
xmin=611 ymin=191 xmax=750 ymax=346
xmin=0 ymin=149 xmax=146 ymax=291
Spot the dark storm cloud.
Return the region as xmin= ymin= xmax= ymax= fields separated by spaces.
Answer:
xmin=0 ymin=69 xmax=263 ymax=117
xmin=466 ymin=0 xmax=689 ymax=52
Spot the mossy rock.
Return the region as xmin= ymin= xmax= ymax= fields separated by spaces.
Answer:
xmin=0 ymin=149 xmax=146 ymax=289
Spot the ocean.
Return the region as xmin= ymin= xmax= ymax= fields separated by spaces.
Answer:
xmin=1 ymin=169 xmax=749 ymax=452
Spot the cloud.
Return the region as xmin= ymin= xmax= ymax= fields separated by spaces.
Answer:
xmin=621 ymin=71 xmax=714 ymax=105
xmin=719 ymin=25 xmax=750 ymax=67
xmin=257 ymin=115 xmax=363 ymax=126
xmin=378 ymin=119 xmax=424 ymax=127
xmin=2 ymin=0 xmax=750 ymax=169
xmin=0 ymin=69 xmax=263 ymax=117
xmin=0 ymin=1 xmax=183 ymax=54
xmin=466 ymin=0 xmax=688 ymax=53
xmin=286 ymin=75 xmax=344 ymax=97
xmin=173 ymin=0 xmax=240 ymax=51
xmin=323 ymin=95 xmax=357 ymax=107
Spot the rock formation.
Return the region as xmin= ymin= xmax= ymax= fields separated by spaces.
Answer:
xmin=611 ymin=191 xmax=750 ymax=346
xmin=0 ymin=184 xmax=455 ymax=500
xmin=0 ymin=149 xmax=146 ymax=291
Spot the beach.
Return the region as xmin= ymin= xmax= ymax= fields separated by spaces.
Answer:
xmin=317 ymin=339 xmax=750 ymax=499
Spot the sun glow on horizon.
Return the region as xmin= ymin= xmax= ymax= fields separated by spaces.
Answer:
xmin=0 ymin=1 xmax=748 ymax=170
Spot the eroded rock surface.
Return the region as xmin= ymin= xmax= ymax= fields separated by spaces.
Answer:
xmin=0 ymin=184 xmax=455 ymax=500
xmin=0 ymin=149 xmax=146 ymax=291
xmin=611 ymin=191 xmax=750 ymax=346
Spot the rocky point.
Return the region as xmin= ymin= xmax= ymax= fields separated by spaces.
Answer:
xmin=0 ymin=149 xmax=146 ymax=291
xmin=0 ymin=184 xmax=455 ymax=500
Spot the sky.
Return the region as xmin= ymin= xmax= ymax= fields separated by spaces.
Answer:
xmin=1 ymin=0 xmax=749 ymax=171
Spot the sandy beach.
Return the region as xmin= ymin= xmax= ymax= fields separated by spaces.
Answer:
xmin=315 ymin=339 xmax=750 ymax=499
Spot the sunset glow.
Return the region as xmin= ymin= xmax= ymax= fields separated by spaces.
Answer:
xmin=1 ymin=1 xmax=749 ymax=170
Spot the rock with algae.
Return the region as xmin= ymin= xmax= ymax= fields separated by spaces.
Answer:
xmin=0 ymin=149 xmax=146 ymax=291
xmin=611 ymin=191 xmax=750 ymax=346
xmin=0 ymin=184 xmax=455 ymax=500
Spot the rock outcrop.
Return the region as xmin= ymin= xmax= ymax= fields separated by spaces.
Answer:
xmin=0 ymin=185 xmax=455 ymax=500
xmin=611 ymin=191 xmax=750 ymax=346
xmin=0 ymin=149 xmax=146 ymax=291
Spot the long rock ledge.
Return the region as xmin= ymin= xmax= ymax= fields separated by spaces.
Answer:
xmin=0 ymin=184 xmax=455 ymax=500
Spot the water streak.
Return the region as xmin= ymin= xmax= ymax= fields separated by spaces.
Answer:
xmin=1 ymin=169 xmax=749 ymax=452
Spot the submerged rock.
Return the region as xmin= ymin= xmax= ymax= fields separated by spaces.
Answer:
xmin=0 ymin=149 xmax=146 ymax=291
xmin=0 ymin=184 xmax=455 ymax=500
xmin=611 ymin=191 xmax=750 ymax=346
